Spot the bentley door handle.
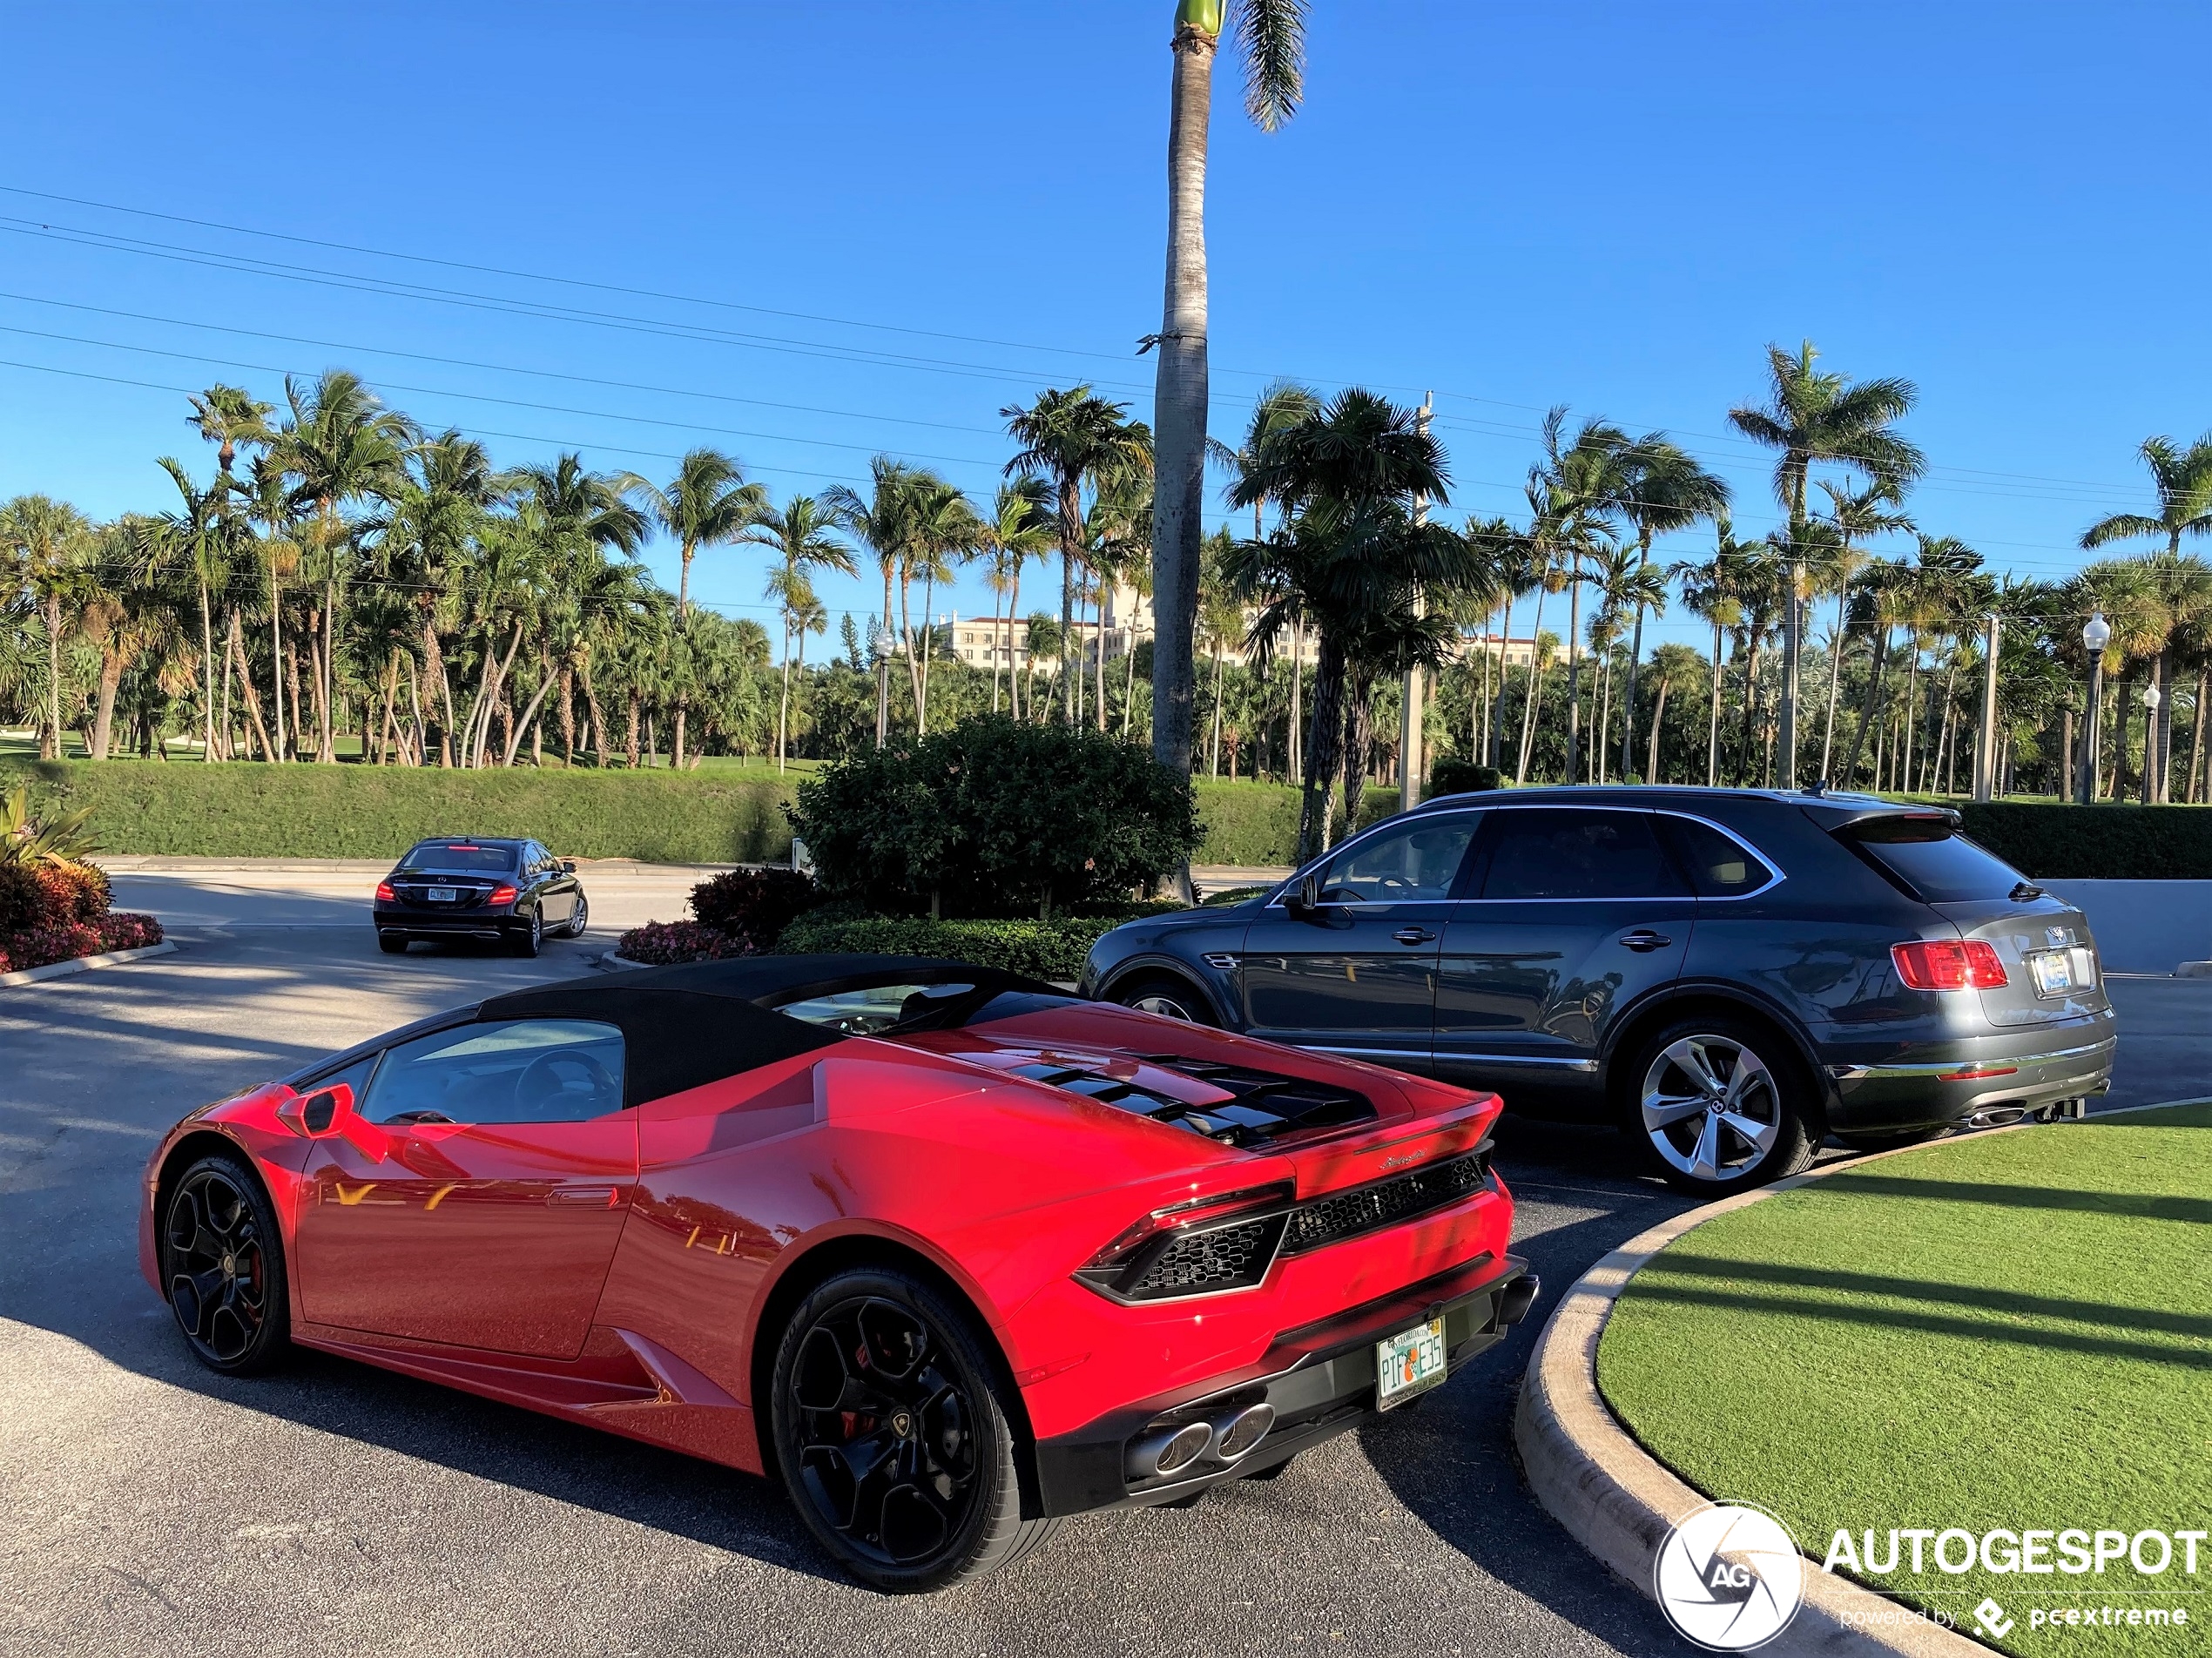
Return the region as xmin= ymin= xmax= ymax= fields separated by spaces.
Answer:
xmin=1618 ymin=930 xmax=1672 ymax=952
xmin=1393 ymin=927 xmax=1437 ymax=945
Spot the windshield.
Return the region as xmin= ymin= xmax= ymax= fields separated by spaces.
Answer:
xmin=400 ymin=841 xmax=517 ymax=873
xmin=1844 ymin=815 xmax=2027 ymax=902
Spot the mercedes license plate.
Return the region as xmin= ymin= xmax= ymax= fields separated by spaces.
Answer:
xmin=428 ymin=886 xmax=457 ymax=904
xmin=2029 ymin=949 xmax=2074 ymax=995
xmin=1376 ymin=1318 xmax=1447 ymax=1410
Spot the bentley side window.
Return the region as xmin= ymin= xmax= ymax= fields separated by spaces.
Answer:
xmin=361 ymin=1019 xmax=626 ymax=1125
xmin=1314 ymin=815 xmax=1479 ymax=904
xmin=1480 ymin=810 xmax=1687 ymax=900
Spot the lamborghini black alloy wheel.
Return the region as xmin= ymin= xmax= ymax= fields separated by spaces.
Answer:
xmin=771 ymin=1269 xmax=1054 ymax=1591
xmin=163 ymin=1156 xmax=287 ymax=1372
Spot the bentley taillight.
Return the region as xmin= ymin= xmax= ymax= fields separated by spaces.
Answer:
xmin=1892 ymin=939 xmax=2008 ymax=990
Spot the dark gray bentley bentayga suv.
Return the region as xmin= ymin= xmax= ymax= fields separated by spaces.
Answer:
xmin=1082 ymin=787 xmax=2116 ymax=1195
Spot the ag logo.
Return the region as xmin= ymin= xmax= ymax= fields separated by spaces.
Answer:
xmin=1653 ymin=1502 xmax=1805 ymax=1651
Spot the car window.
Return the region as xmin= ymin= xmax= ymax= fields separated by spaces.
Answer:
xmin=1662 ymin=815 xmax=1777 ymax=897
xmin=1315 ymin=813 xmax=1479 ymax=904
xmin=1480 ymin=809 xmax=1688 ymax=900
xmin=1844 ymin=814 xmax=2027 ymax=902
xmin=401 ymin=841 xmax=516 ymax=874
xmin=775 ymin=982 xmax=979 ymax=1035
xmin=361 ymin=1019 xmax=626 ymax=1124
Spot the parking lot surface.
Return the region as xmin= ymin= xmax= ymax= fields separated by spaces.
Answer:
xmin=2 ymin=871 xmax=2190 ymax=1656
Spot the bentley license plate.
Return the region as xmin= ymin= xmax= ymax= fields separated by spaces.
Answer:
xmin=1376 ymin=1318 xmax=1447 ymax=1410
xmin=2030 ymin=949 xmax=2074 ymax=995
xmin=428 ymin=886 xmax=457 ymax=904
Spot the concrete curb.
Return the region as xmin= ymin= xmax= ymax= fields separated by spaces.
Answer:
xmin=598 ymin=951 xmax=648 ymax=971
xmin=1515 ymin=1136 xmax=2008 ymax=1656
xmin=0 ymin=939 xmax=178 ymax=988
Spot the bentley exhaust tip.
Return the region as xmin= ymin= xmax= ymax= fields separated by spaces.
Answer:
xmin=1211 ymin=1402 xmax=1275 ymax=1462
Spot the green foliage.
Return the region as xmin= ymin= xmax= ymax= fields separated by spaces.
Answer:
xmin=0 ymin=782 xmax=100 ymax=864
xmin=687 ymin=866 xmax=820 ymax=947
xmin=1427 ymin=757 xmax=1503 ymax=796
xmin=774 ymin=909 xmax=1119 ymax=982
xmin=787 ymin=715 xmax=1202 ymax=918
xmin=1191 ymin=778 xmax=1397 ymax=866
xmin=1958 ymin=800 xmax=2212 ymax=880
xmin=0 ymin=759 xmax=795 ymax=863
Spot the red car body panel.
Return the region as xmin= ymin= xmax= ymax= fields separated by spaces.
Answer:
xmin=141 ymin=968 xmax=1521 ymax=1508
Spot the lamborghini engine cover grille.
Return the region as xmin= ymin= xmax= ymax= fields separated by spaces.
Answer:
xmin=1006 ymin=1055 xmax=1373 ymax=1148
xmin=1281 ymin=1152 xmax=1491 ymax=1255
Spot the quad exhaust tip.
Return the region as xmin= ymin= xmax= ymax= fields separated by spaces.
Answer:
xmin=1497 ymin=1272 xmax=1541 ymax=1328
xmin=1129 ymin=1402 xmax=1276 ymax=1480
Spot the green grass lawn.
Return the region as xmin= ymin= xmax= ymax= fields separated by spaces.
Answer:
xmin=1598 ymin=1105 xmax=2212 ymax=1657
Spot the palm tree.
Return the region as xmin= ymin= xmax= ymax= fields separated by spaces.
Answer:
xmin=1642 ymin=642 xmax=1707 ymax=783
xmin=0 ymin=495 xmax=95 ymax=758
xmin=624 ymin=448 xmax=765 ymax=623
xmin=1815 ymin=478 xmax=1912 ymax=781
xmin=1002 ymin=388 xmax=1151 ymax=728
xmin=187 ymin=384 xmax=273 ymax=485
xmin=1675 ymin=520 xmax=1753 ymax=787
xmin=1728 ymin=341 xmax=1925 ymax=785
xmin=822 ymin=457 xmax=926 ymax=745
xmin=1588 ymin=541 xmax=1669 ymax=782
xmin=745 ymin=495 xmax=858 ymax=772
xmin=154 ymin=456 xmax=246 ymax=762
xmin=901 ymin=478 xmax=981 ymax=734
xmin=1227 ymin=388 xmax=1469 ymax=861
xmin=516 ymin=455 xmax=651 ymax=764
xmin=1210 ymin=381 xmax=1321 ymax=769
xmin=376 ymin=432 xmax=505 ymax=765
xmin=1149 ymin=0 xmax=1308 ymax=799
xmin=238 ymin=455 xmax=300 ymax=759
xmin=975 ymin=479 xmax=1054 ymax=717
xmin=273 ymin=369 xmax=410 ymax=761
xmin=1612 ymin=436 xmax=1729 ymax=780
xmin=2080 ymin=435 xmax=2212 ymax=800
xmin=1509 ymin=410 xmax=1629 ymax=785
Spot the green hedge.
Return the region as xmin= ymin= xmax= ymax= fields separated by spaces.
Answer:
xmin=0 ymin=759 xmax=795 ymax=864
xmin=1191 ymin=780 xmax=1399 ymax=866
xmin=1957 ymin=801 xmax=2212 ymax=880
xmin=773 ymin=910 xmax=1122 ymax=981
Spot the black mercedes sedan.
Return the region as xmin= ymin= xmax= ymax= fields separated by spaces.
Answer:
xmin=373 ymin=837 xmax=589 ymax=958
xmin=1081 ymin=787 xmax=2116 ymax=1195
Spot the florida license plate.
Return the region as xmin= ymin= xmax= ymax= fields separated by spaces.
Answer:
xmin=2029 ymin=949 xmax=2074 ymax=994
xmin=1376 ymin=1318 xmax=1447 ymax=1410
xmin=428 ymin=886 xmax=457 ymax=904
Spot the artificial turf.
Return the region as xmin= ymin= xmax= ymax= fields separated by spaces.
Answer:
xmin=1597 ymin=1103 xmax=2212 ymax=1657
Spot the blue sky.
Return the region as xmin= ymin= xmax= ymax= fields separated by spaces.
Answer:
xmin=3 ymin=1 xmax=2208 ymax=655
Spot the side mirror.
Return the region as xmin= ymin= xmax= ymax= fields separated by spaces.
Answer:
xmin=277 ymin=1082 xmax=355 ymax=1138
xmin=561 ymin=860 xmax=577 ymax=874
xmin=1286 ymin=872 xmax=1321 ymax=919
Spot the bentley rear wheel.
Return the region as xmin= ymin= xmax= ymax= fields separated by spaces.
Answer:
xmin=161 ymin=1153 xmax=288 ymax=1374
xmin=1111 ymin=973 xmax=1216 ymax=1026
xmin=1625 ymin=1016 xmax=1817 ymax=1196
xmin=770 ymin=1268 xmax=1055 ymax=1592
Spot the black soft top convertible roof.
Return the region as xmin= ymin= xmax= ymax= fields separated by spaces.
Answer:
xmin=469 ymin=955 xmax=1064 ymax=1109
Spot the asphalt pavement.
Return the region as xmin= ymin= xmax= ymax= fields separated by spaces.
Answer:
xmin=0 ymin=869 xmax=2195 ymax=1657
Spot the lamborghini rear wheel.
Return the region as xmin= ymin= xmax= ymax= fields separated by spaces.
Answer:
xmin=160 ymin=1152 xmax=289 ymax=1374
xmin=769 ymin=1267 xmax=1055 ymax=1592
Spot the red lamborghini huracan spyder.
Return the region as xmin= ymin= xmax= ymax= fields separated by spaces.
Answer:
xmin=141 ymin=955 xmax=1534 ymax=1590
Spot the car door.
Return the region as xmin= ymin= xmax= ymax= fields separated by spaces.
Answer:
xmin=1433 ymin=807 xmax=1695 ymax=1095
xmin=293 ymin=1016 xmax=637 ymax=1358
xmin=1238 ymin=810 xmax=1485 ymax=1072
xmin=525 ymin=842 xmax=571 ymax=924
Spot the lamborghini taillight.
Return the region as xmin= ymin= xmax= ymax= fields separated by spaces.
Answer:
xmin=1075 ymin=1183 xmax=1294 ymax=1303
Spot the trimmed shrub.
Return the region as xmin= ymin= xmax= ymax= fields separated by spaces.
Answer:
xmin=774 ymin=908 xmax=1122 ymax=982
xmin=1191 ymin=780 xmax=1399 ymax=866
xmin=0 ymin=759 xmax=795 ymax=863
xmin=616 ymin=920 xmax=756 ymax=965
xmin=1429 ymin=758 xmax=1504 ymax=796
xmin=788 ymin=715 xmax=1202 ymax=918
xmin=688 ymin=867 xmax=820 ymax=948
xmin=1957 ymin=801 xmax=2212 ymax=880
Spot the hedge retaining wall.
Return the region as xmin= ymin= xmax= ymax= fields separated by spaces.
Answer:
xmin=1957 ymin=800 xmax=2212 ymax=880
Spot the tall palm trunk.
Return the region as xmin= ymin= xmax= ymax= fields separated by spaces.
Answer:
xmin=1819 ymin=585 xmax=1850 ymax=781
xmin=199 ymin=582 xmax=217 ymax=761
xmin=268 ymin=583 xmax=287 ymax=762
xmin=1294 ymin=634 xmax=1347 ymax=866
xmin=1841 ymin=623 xmax=1891 ymax=787
xmin=1488 ymin=596 xmax=1514 ymax=769
xmin=1646 ymin=674 xmax=1672 ymax=783
xmin=1706 ymin=623 xmax=1724 ymax=786
xmin=1209 ymin=643 xmax=1224 ymax=775
xmin=1004 ymin=563 xmax=1023 ymax=719
xmin=227 ymin=616 xmax=273 ymax=763
xmin=1618 ymin=535 xmax=1652 ymax=780
xmin=91 ymin=646 xmax=125 ymax=761
xmin=876 ymin=563 xmax=895 ymax=745
xmin=1341 ymin=674 xmax=1374 ymax=842
xmin=778 ymin=617 xmax=794 ymax=773
xmin=1147 ymin=17 xmax=1215 ymax=799
xmin=1288 ymin=613 xmax=1304 ymax=779
xmin=1514 ymin=568 xmax=1550 ymax=784
xmin=1563 ymin=574 xmax=1583 ymax=784
xmin=1734 ymin=630 xmax=1764 ymax=786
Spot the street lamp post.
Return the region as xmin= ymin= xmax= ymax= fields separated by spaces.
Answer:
xmin=1973 ymin=612 xmax=2000 ymax=802
xmin=2141 ymin=681 xmax=2163 ymax=805
xmin=2080 ymin=611 xmax=2111 ymax=805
